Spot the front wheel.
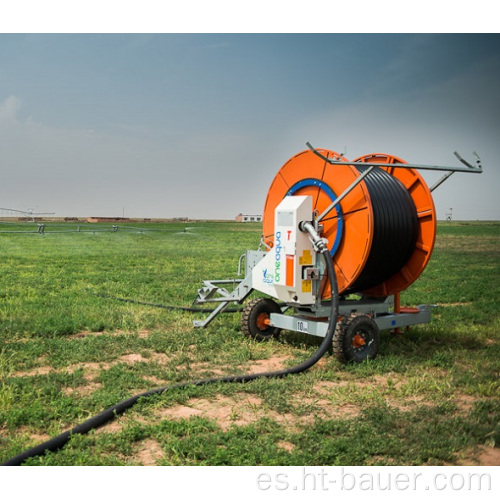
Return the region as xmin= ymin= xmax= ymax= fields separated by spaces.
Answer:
xmin=333 ymin=314 xmax=380 ymax=363
xmin=241 ymin=298 xmax=281 ymax=341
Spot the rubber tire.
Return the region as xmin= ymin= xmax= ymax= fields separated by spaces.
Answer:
xmin=333 ymin=313 xmax=380 ymax=363
xmin=241 ymin=298 xmax=281 ymax=341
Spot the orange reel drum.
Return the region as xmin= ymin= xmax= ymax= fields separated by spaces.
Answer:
xmin=262 ymin=149 xmax=436 ymax=298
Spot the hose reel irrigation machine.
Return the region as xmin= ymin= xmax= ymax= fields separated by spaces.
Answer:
xmin=193 ymin=143 xmax=483 ymax=363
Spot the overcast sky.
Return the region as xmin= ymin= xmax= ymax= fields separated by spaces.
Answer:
xmin=1 ymin=33 xmax=499 ymax=220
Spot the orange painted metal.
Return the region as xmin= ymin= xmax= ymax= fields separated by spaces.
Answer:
xmin=399 ymin=307 xmax=421 ymax=314
xmin=286 ymin=255 xmax=294 ymax=287
xmin=352 ymin=334 xmax=366 ymax=349
xmin=256 ymin=313 xmax=271 ymax=330
xmin=262 ymin=148 xmax=437 ymax=298
xmin=262 ymin=149 xmax=374 ymax=296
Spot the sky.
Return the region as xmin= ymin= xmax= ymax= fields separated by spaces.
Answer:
xmin=1 ymin=33 xmax=499 ymax=220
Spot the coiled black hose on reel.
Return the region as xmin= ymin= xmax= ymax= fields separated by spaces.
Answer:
xmin=348 ymin=166 xmax=419 ymax=293
xmin=1 ymin=244 xmax=339 ymax=466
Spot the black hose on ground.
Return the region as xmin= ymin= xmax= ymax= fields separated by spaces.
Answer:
xmin=1 ymin=246 xmax=338 ymax=466
xmin=95 ymin=293 xmax=243 ymax=313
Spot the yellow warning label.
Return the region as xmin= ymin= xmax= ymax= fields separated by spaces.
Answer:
xmin=302 ymin=280 xmax=312 ymax=293
xmin=299 ymin=250 xmax=313 ymax=266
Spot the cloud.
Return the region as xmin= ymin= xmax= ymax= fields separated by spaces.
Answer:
xmin=0 ymin=95 xmax=22 ymax=123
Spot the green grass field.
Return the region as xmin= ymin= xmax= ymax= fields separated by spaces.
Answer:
xmin=0 ymin=220 xmax=499 ymax=465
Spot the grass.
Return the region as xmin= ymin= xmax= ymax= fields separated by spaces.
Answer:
xmin=0 ymin=220 xmax=499 ymax=465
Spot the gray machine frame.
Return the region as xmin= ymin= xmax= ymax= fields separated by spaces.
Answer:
xmin=193 ymin=249 xmax=433 ymax=336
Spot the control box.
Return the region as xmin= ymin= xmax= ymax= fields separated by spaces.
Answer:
xmin=252 ymin=195 xmax=317 ymax=305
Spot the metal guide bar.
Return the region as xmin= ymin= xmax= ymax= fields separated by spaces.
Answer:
xmin=306 ymin=142 xmax=482 ymax=173
xmin=306 ymin=142 xmax=483 ymax=223
xmin=316 ymin=166 xmax=375 ymax=222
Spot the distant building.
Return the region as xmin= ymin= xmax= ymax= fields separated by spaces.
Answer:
xmin=87 ymin=217 xmax=130 ymax=223
xmin=236 ymin=213 xmax=262 ymax=222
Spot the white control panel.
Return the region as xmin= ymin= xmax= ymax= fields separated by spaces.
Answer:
xmin=252 ymin=196 xmax=317 ymax=305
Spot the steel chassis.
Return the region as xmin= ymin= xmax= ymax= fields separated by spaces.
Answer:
xmin=193 ymin=249 xmax=433 ymax=335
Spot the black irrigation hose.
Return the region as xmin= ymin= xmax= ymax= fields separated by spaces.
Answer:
xmin=348 ymin=166 xmax=418 ymax=293
xmin=1 ymin=247 xmax=338 ymax=466
xmin=95 ymin=293 xmax=242 ymax=314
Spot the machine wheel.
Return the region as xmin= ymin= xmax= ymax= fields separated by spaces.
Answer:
xmin=241 ymin=298 xmax=281 ymax=341
xmin=333 ymin=314 xmax=380 ymax=363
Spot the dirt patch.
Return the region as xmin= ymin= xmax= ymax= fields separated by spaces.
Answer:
xmin=318 ymin=400 xmax=359 ymax=418
xmin=454 ymin=394 xmax=477 ymax=413
xmin=95 ymin=420 xmax=124 ymax=434
xmin=119 ymin=352 xmax=179 ymax=365
xmin=66 ymin=362 xmax=112 ymax=378
xmin=156 ymin=394 xmax=267 ymax=431
xmin=30 ymin=432 xmax=51 ymax=443
xmin=163 ymin=405 xmax=204 ymax=420
xmin=152 ymin=393 xmax=325 ymax=431
xmin=95 ymin=414 xmax=149 ymax=435
xmin=136 ymin=439 xmax=165 ymax=466
xmin=455 ymin=445 xmax=500 ymax=466
xmin=13 ymin=360 xmax=112 ymax=379
xmin=314 ymin=377 xmax=483 ymax=417
xmin=63 ymin=382 xmax=102 ymax=396
xmin=308 ymin=357 xmax=330 ymax=372
xmin=314 ymin=380 xmax=342 ymax=394
xmin=186 ymin=361 xmax=225 ymax=376
xmin=16 ymin=427 xmax=51 ymax=444
xmin=246 ymin=355 xmax=292 ymax=374
xmin=143 ymin=375 xmax=167 ymax=386
xmin=149 ymin=352 xmax=178 ymax=365
xmin=13 ymin=352 xmax=174 ymax=380
xmin=119 ymin=353 xmax=149 ymax=364
xmin=13 ymin=365 xmax=54 ymax=377
xmin=152 ymin=391 xmax=357 ymax=431
xmin=68 ymin=329 xmax=152 ymax=339
xmin=475 ymin=446 xmax=500 ymax=466
xmin=296 ymin=394 xmax=360 ymax=419
xmin=276 ymin=441 xmax=295 ymax=452
xmin=387 ymin=395 xmax=434 ymax=412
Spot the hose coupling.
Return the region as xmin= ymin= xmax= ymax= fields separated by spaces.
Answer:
xmin=299 ymin=220 xmax=329 ymax=253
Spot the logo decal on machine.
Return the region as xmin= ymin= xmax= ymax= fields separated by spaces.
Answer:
xmin=262 ymin=269 xmax=274 ymax=284
xmin=275 ymin=231 xmax=282 ymax=283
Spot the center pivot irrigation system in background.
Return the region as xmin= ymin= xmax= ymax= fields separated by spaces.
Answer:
xmin=1 ymin=142 xmax=482 ymax=466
